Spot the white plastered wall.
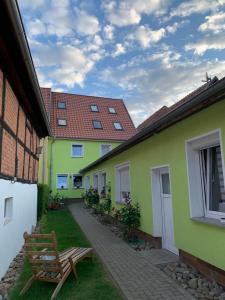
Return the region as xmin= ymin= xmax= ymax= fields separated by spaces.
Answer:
xmin=0 ymin=179 xmax=37 ymax=279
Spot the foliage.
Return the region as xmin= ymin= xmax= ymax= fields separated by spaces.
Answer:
xmin=37 ymin=184 xmax=50 ymax=220
xmin=9 ymin=209 xmax=122 ymax=300
xmin=48 ymin=192 xmax=65 ymax=208
xmin=112 ymin=200 xmax=140 ymax=238
xmin=83 ymin=188 xmax=100 ymax=207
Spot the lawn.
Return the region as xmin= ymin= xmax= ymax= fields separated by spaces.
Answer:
xmin=9 ymin=209 xmax=123 ymax=300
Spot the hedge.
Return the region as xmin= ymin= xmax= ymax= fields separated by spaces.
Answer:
xmin=37 ymin=184 xmax=49 ymax=220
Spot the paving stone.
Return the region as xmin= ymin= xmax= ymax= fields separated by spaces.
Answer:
xmin=69 ymin=203 xmax=194 ymax=300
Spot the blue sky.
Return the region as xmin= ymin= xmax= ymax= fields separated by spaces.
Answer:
xmin=18 ymin=0 xmax=225 ymax=126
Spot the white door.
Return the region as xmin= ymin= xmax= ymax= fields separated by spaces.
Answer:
xmin=160 ymin=169 xmax=178 ymax=254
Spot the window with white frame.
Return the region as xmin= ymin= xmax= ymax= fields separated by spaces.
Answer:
xmin=73 ymin=175 xmax=83 ymax=188
xmin=101 ymin=144 xmax=112 ymax=156
xmin=90 ymin=105 xmax=99 ymax=112
xmin=4 ymin=197 xmax=13 ymax=223
xmin=186 ymin=130 xmax=225 ymax=220
xmin=108 ymin=107 xmax=116 ymax=114
xmin=57 ymin=174 xmax=68 ymax=189
xmin=116 ymin=163 xmax=130 ymax=203
xmin=72 ymin=144 xmax=84 ymax=157
xmin=114 ymin=122 xmax=123 ymax=130
xmin=58 ymin=119 xmax=67 ymax=126
xmin=93 ymin=174 xmax=98 ymax=190
xmin=99 ymin=172 xmax=107 ymax=197
xmin=86 ymin=176 xmax=90 ymax=189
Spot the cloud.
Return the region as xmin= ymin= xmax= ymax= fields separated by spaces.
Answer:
xmin=27 ymin=18 xmax=47 ymax=37
xmin=112 ymin=43 xmax=126 ymax=57
xmin=102 ymin=0 xmax=169 ymax=27
xmin=103 ymin=24 xmax=114 ymax=40
xmin=18 ymin=0 xmax=45 ymax=9
xmin=149 ymin=47 xmax=181 ymax=68
xmin=74 ymin=9 xmax=100 ymax=36
xmin=199 ymin=12 xmax=225 ymax=33
xmin=185 ymin=34 xmax=225 ymax=55
xmin=170 ymin=0 xmax=225 ymax=18
xmin=128 ymin=25 xmax=166 ymax=48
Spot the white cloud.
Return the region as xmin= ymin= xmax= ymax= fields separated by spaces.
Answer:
xmin=103 ymin=24 xmax=114 ymax=40
xmin=185 ymin=34 xmax=225 ymax=55
xmin=128 ymin=25 xmax=166 ymax=48
xmin=102 ymin=0 xmax=169 ymax=27
xmin=199 ymin=12 xmax=225 ymax=33
xmin=18 ymin=0 xmax=45 ymax=9
xmin=170 ymin=0 xmax=225 ymax=18
xmin=149 ymin=48 xmax=181 ymax=68
xmin=74 ymin=9 xmax=100 ymax=36
xmin=112 ymin=43 xmax=126 ymax=57
xmin=27 ymin=18 xmax=47 ymax=37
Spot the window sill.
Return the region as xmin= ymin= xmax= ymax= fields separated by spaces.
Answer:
xmin=72 ymin=187 xmax=84 ymax=189
xmin=191 ymin=217 xmax=225 ymax=229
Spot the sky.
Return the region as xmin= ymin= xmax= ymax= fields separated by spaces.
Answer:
xmin=18 ymin=0 xmax=225 ymax=126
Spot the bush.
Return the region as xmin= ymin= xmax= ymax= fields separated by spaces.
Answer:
xmin=37 ymin=184 xmax=50 ymax=220
xmin=48 ymin=192 xmax=65 ymax=210
xmin=83 ymin=188 xmax=100 ymax=208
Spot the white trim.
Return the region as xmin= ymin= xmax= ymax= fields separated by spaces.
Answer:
xmin=56 ymin=174 xmax=69 ymax=190
xmin=71 ymin=143 xmax=84 ymax=158
xmin=72 ymin=174 xmax=84 ymax=189
xmin=93 ymin=173 xmax=99 ymax=190
xmin=115 ymin=162 xmax=131 ymax=203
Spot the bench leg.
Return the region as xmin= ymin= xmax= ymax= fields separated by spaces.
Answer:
xmin=51 ymin=271 xmax=70 ymax=300
xmin=20 ymin=275 xmax=34 ymax=295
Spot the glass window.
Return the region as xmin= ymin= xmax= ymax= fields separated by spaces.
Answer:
xmin=72 ymin=144 xmax=83 ymax=157
xmin=57 ymin=175 xmax=68 ymax=189
xmin=93 ymin=174 xmax=98 ymax=190
xmin=101 ymin=144 xmax=112 ymax=156
xmin=86 ymin=176 xmax=90 ymax=189
xmin=93 ymin=120 xmax=102 ymax=129
xmin=108 ymin=107 xmax=116 ymax=114
xmin=73 ymin=175 xmax=83 ymax=188
xmin=58 ymin=119 xmax=67 ymax=126
xmin=91 ymin=105 xmax=99 ymax=112
xmin=4 ymin=197 xmax=13 ymax=222
xmin=100 ymin=173 xmax=107 ymax=197
xmin=114 ymin=122 xmax=122 ymax=130
xmin=116 ymin=164 xmax=130 ymax=202
xmin=57 ymin=102 xmax=66 ymax=109
xmin=161 ymin=173 xmax=170 ymax=194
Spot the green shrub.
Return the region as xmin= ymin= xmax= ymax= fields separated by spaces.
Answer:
xmin=83 ymin=188 xmax=100 ymax=207
xmin=37 ymin=184 xmax=50 ymax=220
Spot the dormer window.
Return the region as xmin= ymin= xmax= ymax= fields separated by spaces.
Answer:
xmin=114 ymin=122 xmax=123 ymax=130
xmin=57 ymin=102 xmax=66 ymax=109
xmin=108 ymin=107 xmax=116 ymax=114
xmin=91 ymin=105 xmax=99 ymax=112
xmin=93 ymin=120 xmax=102 ymax=129
xmin=58 ymin=119 xmax=67 ymax=126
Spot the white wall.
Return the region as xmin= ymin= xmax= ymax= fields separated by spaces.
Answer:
xmin=0 ymin=179 xmax=37 ymax=279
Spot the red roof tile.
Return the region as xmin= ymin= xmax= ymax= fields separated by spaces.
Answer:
xmin=41 ymin=88 xmax=137 ymax=141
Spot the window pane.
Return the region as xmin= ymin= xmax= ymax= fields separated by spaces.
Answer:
xmin=91 ymin=105 xmax=98 ymax=112
xmin=58 ymin=102 xmax=66 ymax=109
xmin=73 ymin=175 xmax=83 ymax=188
xmin=109 ymin=107 xmax=116 ymax=113
xmin=57 ymin=175 xmax=68 ymax=189
xmin=114 ymin=122 xmax=122 ymax=130
xmin=120 ymin=167 xmax=130 ymax=201
xmin=101 ymin=144 xmax=111 ymax=156
xmin=161 ymin=173 xmax=170 ymax=194
xmin=58 ymin=119 xmax=67 ymax=126
xmin=93 ymin=120 xmax=102 ymax=129
xmin=72 ymin=145 xmax=83 ymax=157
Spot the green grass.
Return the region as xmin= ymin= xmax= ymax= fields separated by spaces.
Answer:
xmin=9 ymin=209 xmax=123 ymax=300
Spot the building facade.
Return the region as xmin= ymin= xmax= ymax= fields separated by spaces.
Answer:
xmin=0 ymin=0 xmax=50 ymax=279
xmin=81 ymin=77 xmax=225 ymax=284
xmin=39 ymin=89 xmax=136 ymax=198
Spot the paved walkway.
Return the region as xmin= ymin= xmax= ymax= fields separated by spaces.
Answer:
xmin=69 ymin=203 xmax=194 ymax=300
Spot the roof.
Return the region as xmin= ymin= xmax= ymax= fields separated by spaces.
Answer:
xmin=137 ymin=77 xmax=219 ymax=132
xmin=41 ymin=88 xmax=137 ymax=141
xmin=81 ymin=76 xmax=225 ymax=173
xmin=0 ymin=0 xmax=51 ymax=137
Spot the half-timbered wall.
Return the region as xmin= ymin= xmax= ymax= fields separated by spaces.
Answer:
xmin=0 ymin=68 xmax=40 ymax=183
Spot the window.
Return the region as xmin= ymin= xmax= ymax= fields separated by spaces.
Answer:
xmin=93 ymin=120 xmax=102 ymax=129
xmin=73 ymin=175 xmax=83 ymax=189
xmin=4 ymin=197 xmax=13 ymax=224
xmin=72 ymin=144 xmax=84 ymax=157
xmin=186 ymin=130 xmax=225 ymax=219
xmin=108 ymin=107 xmax=116 ymax=114
xmin=57 ymin=174 xmax=68 ymax=189
xmin=58 ymin=119 xmax=67 ymax=126
xmin=99 ymin=172 xmax=107 ymax=197
xmin=93 ymin=174 xmax=98 ymax=190
xmin=161 ymin=173 xmax=170 ymax=194
xmin=91 ymin=105 xmax=99 ymax=112
xmin=114 ymin=122 xmax=123 ymax=130
xmin=101 ymin=144 xmax=112 ymax=156
xmin=57 ymin=102 xmax=66 ymax=109
xmin=116 ymin=163 xmax=130 ymax=203
xmin=86 ymin=176 xmax=90 ymax=189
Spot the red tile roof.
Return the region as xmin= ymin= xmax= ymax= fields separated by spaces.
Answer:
xmin=137 ymin=77 xmax=219 ymax=131
xmin=41 ymin=88 xmax=136 ymax=141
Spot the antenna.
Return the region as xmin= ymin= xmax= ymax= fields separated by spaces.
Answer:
xmin=202 ymin=72 xmax=211 ymax=83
